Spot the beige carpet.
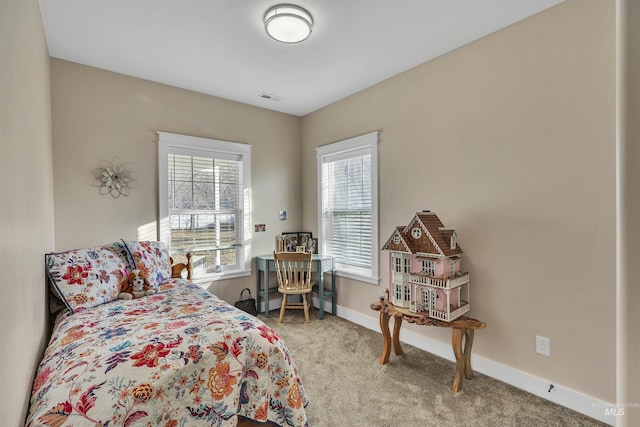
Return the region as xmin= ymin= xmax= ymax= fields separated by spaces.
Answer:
xmin=259 ymin=310 xmax=606 ymax=427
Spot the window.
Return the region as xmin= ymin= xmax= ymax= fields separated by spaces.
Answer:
xmin=158 ymin=132 xmax=251 ymax=282
xmin=403 ymin=257 xmax=411 ymax=274
xmin=403 ymin=284 xmax=411 ymax=303
xmin=317 ymin=131 xmax=379 ymax=284
xmin=394 ymin=255 xmax=402 ymax=273
xmin=394 ymin=283 xmax=403 ymax=302
xmin=421 ymin=287 xmax=430 ymax=309
xmin=422 ymin=287 xmax=436 ymax=310
xmin=449 ymin=260 xmax=456 ymax=277
xmin=421 ymin=259 xmax=435 ymax=276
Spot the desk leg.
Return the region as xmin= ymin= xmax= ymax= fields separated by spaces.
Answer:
xmin=463 ymin=329 xmax=475 ymax=380
xmin=379 ymin=311 xmax=392 ymax=364
xmin=263 ymin=267 xmax=270 ymax=317
xmin=331 ymin=269 xmax=336 ymax=316
xmin=318 ymin=267 xmax=325 ymax=320
xmin=451 ymin=328 xmax=465 ymax=392
xmin=255 ymin=269 xmax=261 ymax=316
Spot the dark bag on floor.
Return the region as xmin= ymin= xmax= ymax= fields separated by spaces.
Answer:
xmin=235 ymin=288 xmax=257 ymax=316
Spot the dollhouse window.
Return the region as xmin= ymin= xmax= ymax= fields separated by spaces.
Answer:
xmin=451 ymin=232 xmax=457 ymax=250
xmin=394 ymin=283 xmax=411 ymax=306
xmin=403 ymin=257 xmax=411 ymax=274
xmin=394 ymin=255 xmax=402 ymax=273
xmin=421 ymin=259 xmax=435 ymax=276
xmin=421 ymin=288 xmax=430 ymax=309
xmin=420 ymin=287 xmax=436 ymax=309
xmin=449 ymin=260 xmax=456 ymax=277
xmin=411 ymin=227 xmax=422 ymax=239
xmin=394 ymin=283 xmax=401 ymax=301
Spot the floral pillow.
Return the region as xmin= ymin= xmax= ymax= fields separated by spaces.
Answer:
xmin=46 ymin=246 xmax=130 ymax=313
xmin=104 ymin=240 xmax=132 ymax=267
xmin=122 ymin=240 xmax=172 ymax=287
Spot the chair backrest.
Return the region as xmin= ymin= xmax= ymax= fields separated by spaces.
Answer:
xmin=273 ymin=251 xmax=313 ymax=292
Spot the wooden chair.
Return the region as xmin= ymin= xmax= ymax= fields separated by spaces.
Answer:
xmin=273 ymin=251 xmax=314 ymax=323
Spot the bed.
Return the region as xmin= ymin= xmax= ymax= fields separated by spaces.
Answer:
xmin=26 ymin=241 xmax=308 ymax=427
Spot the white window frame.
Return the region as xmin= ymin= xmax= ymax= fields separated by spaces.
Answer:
xmin=394 ymin=254 xmax=402 ymax=273
xmin=421 ymin=287 xmax=430 ymax=310
xmin=403 ymin=283 xmax=411 ymax=303
xmin=403 ymin=256 xmax=411 ymax=274
xmin=394 ymin=282 xmax=403 ymax=302
xmin=316 ymin=131 xmax=379 ymax=284
xmin=421 ymin=259 xmax=436 ymax=277
xmin=157 ymin=131 xmax=252 ymax=283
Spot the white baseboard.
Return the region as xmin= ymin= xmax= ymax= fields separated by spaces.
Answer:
xmin=333 ymin=303 xmax=616 ymax=426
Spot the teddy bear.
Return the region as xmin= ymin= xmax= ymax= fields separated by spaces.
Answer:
xmin=118 ymin=269 xmax=157 ymax=300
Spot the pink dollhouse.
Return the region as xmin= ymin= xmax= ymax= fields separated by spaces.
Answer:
xmin=381 ymin=211 xmax=470 ymax=322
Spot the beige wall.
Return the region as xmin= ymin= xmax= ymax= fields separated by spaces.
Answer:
xmin=618 ymin=0 xmax=640 ymax=424
xmin=0 ymin=0 xmax=55 ymax=425
xmin=8 ymin=0 xmax=624 ymax=423
xmin=50 ymin=59 xmax=302 ymax=302
xmin=302 ymin=0 xmax=616 ymax=403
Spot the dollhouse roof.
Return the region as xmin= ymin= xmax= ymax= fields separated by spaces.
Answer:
xmin=381 ymin=211 xmax=463 ymax=258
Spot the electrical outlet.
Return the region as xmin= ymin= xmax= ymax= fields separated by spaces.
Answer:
xmin=536 ymin=335 xmax=550 ymax=356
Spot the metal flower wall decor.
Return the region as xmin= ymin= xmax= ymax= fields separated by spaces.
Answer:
xmin=91 ymin=157 xmax=139 ymax=198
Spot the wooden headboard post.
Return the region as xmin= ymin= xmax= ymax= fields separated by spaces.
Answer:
xmin=170 ymin=252 xmax=193 ymax=280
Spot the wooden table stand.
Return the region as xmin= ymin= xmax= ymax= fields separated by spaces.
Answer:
xmin=371 ymin=299 xmax=486 ymax=393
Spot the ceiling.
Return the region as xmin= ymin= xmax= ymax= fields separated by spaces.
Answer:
xmin=39 ymin=0 xmax=564 ymax=117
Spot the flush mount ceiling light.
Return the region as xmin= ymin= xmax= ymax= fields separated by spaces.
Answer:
xmin=264 ymin=4 xmax=313 ymax=44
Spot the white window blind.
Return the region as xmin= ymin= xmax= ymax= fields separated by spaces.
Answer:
xmin=158 ymin=132 xmax=251 ymax=281
xmin=317 ymin=131 xmax=379 ymax=284
xmin=321 ymin=150 xmax=372 ymax=268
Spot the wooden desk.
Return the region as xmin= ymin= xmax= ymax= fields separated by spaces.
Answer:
xmin=370 ymin=298 xmax=486 ymax=392
xmin=256 ymin=254 xmax=336 ymax=319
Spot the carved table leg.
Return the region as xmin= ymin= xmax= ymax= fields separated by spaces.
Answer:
xmin=392 ymin=316 xmax=404 ymax=356
xmin=379 ymin=311 xmax=392 ymax=364
xmin=451 ymin=328 xmax=465 ymax=392
xmin=463 ymin=329 xmax=475 ymax=380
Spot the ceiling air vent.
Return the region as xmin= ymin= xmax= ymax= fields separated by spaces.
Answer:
xmin=258 ymin=92 xmax=283 ymax=101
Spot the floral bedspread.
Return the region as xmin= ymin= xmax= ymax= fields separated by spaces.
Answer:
xmin=26 ymin=279 xmax=308 ymax=427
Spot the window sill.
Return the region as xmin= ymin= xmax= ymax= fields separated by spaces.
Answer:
xmin=190 ymin=269 xmax=252 ymax=287
xmin=334 ymin=269 xmax=380 ymax=285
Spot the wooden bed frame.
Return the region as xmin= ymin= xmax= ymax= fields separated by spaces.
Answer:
xmin=238 ymin=419 xmax=278 ymax=427
xmin=171 ymin=254 xmax=286 ymax=427
xmin=170 ymin=253 xmax=193 ymax=280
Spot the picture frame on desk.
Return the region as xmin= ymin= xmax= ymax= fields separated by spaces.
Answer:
xmin=298 ymin=232 xmax=311 ymax=249
xmin=282 ymin=233 xmax=299 ymax=252
xmin=307 ymin=238 xmax=318 ymax=254
xmin=279 ymin=232 xmax=314 ymax=253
